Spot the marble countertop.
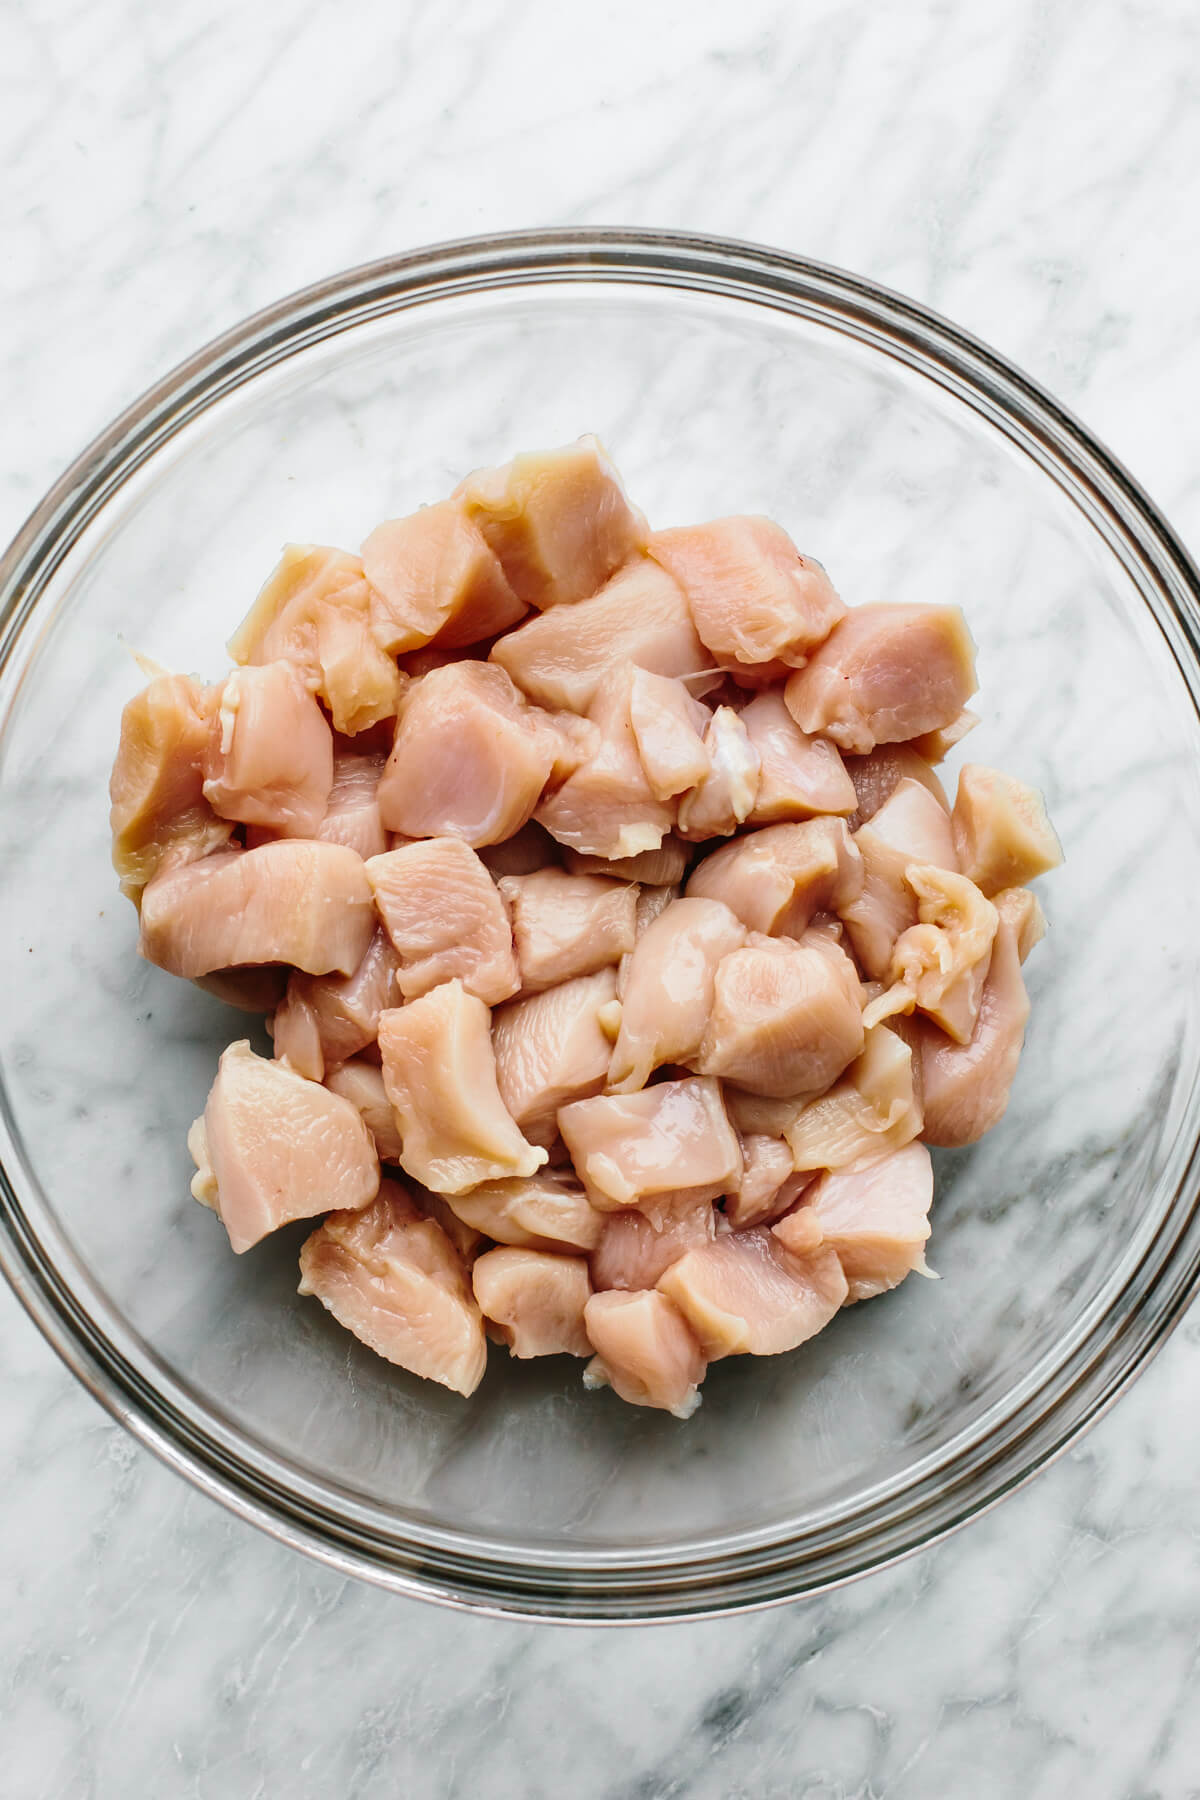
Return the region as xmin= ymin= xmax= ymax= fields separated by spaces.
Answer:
xmin=5 ymin=1 xmax=1200 ymax=1793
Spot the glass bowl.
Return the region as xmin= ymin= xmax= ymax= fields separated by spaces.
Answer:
xmin=3 ymin=228 xmax=1200 ymax=1623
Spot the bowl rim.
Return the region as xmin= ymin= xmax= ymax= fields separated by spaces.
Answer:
xmin=3 ymin=224 xmax=1200 ymax=1623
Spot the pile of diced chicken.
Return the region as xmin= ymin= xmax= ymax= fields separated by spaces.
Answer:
xmin=110 ymin=438 xmax=1062 ymax=1418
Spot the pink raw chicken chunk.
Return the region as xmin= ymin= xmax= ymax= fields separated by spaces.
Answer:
xmin=675 ymin=706 xmax=760 ymax=840
xmin=725 ymin=1136 xmax=810 ymax=1230
xmin=565 ymin=836 xmax=692 ymax=887
xmin=447 ymin=1170 xmax=602 ymax=1254
xmin=583 ymin=1289 xmax=707 ymax=1418
xmin=479 ymin=820 xmax=563 ymax=878
xmin=840 ymin=777 xmax=959 ymax=979
xmin=498 ymin=868 xmax=637 ymax=993
xmin=362 ymin=498 xmax=525 ymax=653
xmin=785 ymin=602 xmax=978 ymax=755
xmin=139 ymin=841 xmax=376 ymax=978
xmin=366 ymin=838 xmax=519 ymax=1005
xmin=627 ymin=668 xmax=712 ymax=800
xmin=739 ymin=689 xmax=857 ymax=822
xmin=843 ymin=743 xmax=949 ymax=832
xmin=472 ymin=1247 xmax=593 ymax=1358
xmin=559 ymin=1076 xmax=742 ymax=1221
xmin=536 ymin=662 xmax=675 ymax=861
xmin=697 ymin=930 xmax=864 ymax=1099
xmin=492 ymin=967 xmax=619 ymax=1148
xmin=686 ymin=817 xmax=863 ymax=937
xmin=773 ymin=1141 xmax=934 ymax=1302
xmin=324 ymin=1058 xmax=405 ymax=1163
xmin=202 ymin=661 xmax=334 ymax=837
xmin=607 ymin=896 xmax=746 ymax=1093
xmin=785 ymin=1024 xmax=923 ymax=1172
xmin=951 ymin=764 xmax=1063 ymax=896
xmin=109 ymin=671 xmax=232 ymax=900
xmin=307 ymin=750 xmax=388 ymax=860
xmin=271 ymin=927 xmax=401 ymax=1082
xmin=658 ymin=1229 xmax=848 ymax=1358
xmin=590 ymin=1200 xmax=716 ymax=1293
xmin=298 ymin=1181 xmax=487 ymax=1396
xmin=188 ymin=1040 xmax=380 ymax=1253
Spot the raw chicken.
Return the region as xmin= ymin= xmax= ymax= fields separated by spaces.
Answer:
xmin=910 ymin=708 xmax=978 ymax=763
xmin=110 ymin=672 xmax=232 ymax=901
xmin=202 ymin=660 xmax=334 ymax=836
xmin=840 ymin=777 xmax=959 ymax=979
xmin=863 ymin=865 xmax=998 ymax=1044
xmin=324 ymin=1058 xmax=405 ymax=1163
xmin=449 ymin=1172 xmax=601 ymax=1257
xmin=773 ymin=1141 xmax=934 ymax=1302
xmin=140 ymin=841 xmax=375 ymax=978
xmin=740 ymin=689 xmax=857 ymax=822
xmin=535 ymin=662 xmax=675 ymax=860
xmin=378 ymin=980 xmax=548 ymax=1194
xmin=559 ymin=1076 xmax=742 ymax=1220
xmin=951 ymin=764 xmax=1063 ymax=896
xmin=272 ymin=927 xmax=401 ymax=1082
xmin=227 ymin=543 xmax=405 ymax=736
xmin=492 ymin=967 xmax=619 ymax=1147
xmin=785 ymin=603 xmax=978 ymax=754
xmin=456 ymin=437 xmax=648 ymax=608
xmin=472 ymin=1248 xmax=593 ymax=1357
xmin=648 ymin=517 xmax=845 ymax=670
xmin=686 ymin=817 xmax=863 ymax=937
xmin=376 ymin=661 xmax=573 ymax=847
xmin=193 ymin=966 xmax=288 ymax=1014
xmin=785 ymin=1024 xmax=923 ymax=1171
xmin=362 ymin=499 xmax=525 ymax=653
xmin=608 ymin=896 xmax=746 ymax=1092
xmin=498 ymin=867 xmax=637 ymax=992
xmin=912 ymin=904 xmax=1030 ymax=1147
xmin=676 ymin=706 xmax=760 ymax=839
xmin=627 ymin=668 xmax=712 ymax=799
xmin=410 ymin=1186 xmax=487 ymax=1264
xmin=658 ymin=1230 xmax=848 ymax=1357
xmin=365 ymin=838 xmax=519 ymax=1005
xmin=564 ymin=837 xmax=692 ymax=886
xmin=298 ymin=1181 xmax=487 ymax=1395
xmin=491 ymin=556 xmax=715 ymax=713
xmin=697 ymin=931 xmax=863 ymax=1098
xmin=479 ymin=820 xmax=562 ymax=878
xmin=310 ymin=750 xmax=388 ymax=860
xmin=634 ymin=881 xmax=680 ymax=936
xmin=843 ymin=744 xmax=949 ymax=832
xmin=994 ymin=884 xmax=1047 ymax=963
xmin=187 ymin=1040 xmax=379 ymax=1253
xmin=583 ymin=1289 xmax=707 ymax=1417
xmin=590 ymin=1199 xmax=716 ymax=1292
xmin=725 ymin=1136 xmax=810 ymax=1230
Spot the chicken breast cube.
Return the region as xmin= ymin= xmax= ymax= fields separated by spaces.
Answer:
xmin=492 ymin=968 xmax=618 ymax=1147
xmin=951 ymin=764 xmax=1064 ymax=896
xmin=456 ymin=436 xmax=647 ymax=609
xmin=686 ymin=818 xmax=863 ymax=938
xmin=472 ymin=1248 xmax=593 ymax=1357
xmin=377 ymin=662 xmax=569 ymax=847
xmin=648 ymin=517 xmax=846 ymax=671
xmin=698 ymin=932 xmax=864 ymax=1099
xmin=535 ymin=662 xmax=675 ymax=861
xmin=784 ymin=603 xmax=978 ymax=755
xmin=379 ymin=981 xmax=547 ymax=1194
xmin=565 ymin=837 xmax=692 ymax=887
xmin=110 ymin=672 xmax=232 ymax=900
xmin=140 ymin=841 xmax=375 ymax=978
xmin=272 ymin=927 xmax=401 ymax=1082
xmin=725 ymin=1136 xmax=810 ymax=1230
xmin=740 ymin=689 xmax=857 ymax=822
xmin=366 ymin=839 xmax=519 ymax=1005
xmin=840 ymin=777 xmax=959 ymax=979
xmin=362 ymin=499 xmax=525 ymax=653
xmin=559 ymin=1077 xmax=742 ymax=1219
xmin=773 ymin=1141 xmax=934 ymax=1303
xmin=657 ymin=1230 xmax=847 ymax=1358
xmin=608 ymin=897 xmax=746 ymax=1092
xmin=227 ymin=544 xmax=405 ymax=737
xmin=491 ymin=556 xmax=715 ymax=714
xmin=498 ymin=868 xmax=637 ymax=993
xmin=864 ymin=865 xmax=999 ymax=1044
xmin=627 ymin=669 xmax=712 ymax=800
xmin=676 ymin=706 xmax=761 ymax=839
xmin=583 ymin=1290 xmax=707 ymax=1417
xmin=202 ymin=661 xmax=334 ymax=836
xmin=590 ymin=1200 xmax=716 ymax=1293
xmin=298 ymin=1181 xmax=487 ymax=1395
xmin=843 ymin=744 xmax=949 ymax=832
xmin=311 ymin=750 xmax=387 ymax=860
xmin=913 ymin=906 xmax=1030 ymax=1147
xmin=785 ymin=1025 xmax=923 ymax=1171
xmin=187 ymin=1040 xmax=380 ymax=1253
xmin=446 ymin=1169 xmax=601 ymax=1254
xmin=324 ymin=1058 xmax=405 ymax=1163
xmin=994 ymin=884 xmax=1047 ymax=963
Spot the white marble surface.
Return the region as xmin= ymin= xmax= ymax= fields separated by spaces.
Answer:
xmin=4 ymin=0 xmax=1200 ymax=1793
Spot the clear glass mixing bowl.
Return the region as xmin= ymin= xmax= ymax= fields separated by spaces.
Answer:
xmin=2 ymin=229 xmax=1199 ymax=1622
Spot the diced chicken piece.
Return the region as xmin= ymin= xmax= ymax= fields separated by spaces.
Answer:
xmin=377 ymin=662 xmax=572 ymax=847
xmin=298 ymin=1181 xmax=486 ymax=1395
xmin=559 ymin=1077 xmax=742 ymax=1221
xmin=187 ymin=1040 xmax=379 ymax=1253
xmin=202 ymin=661 xmax=334 ymax=836
xmin=362 ymin=499 xmax=525 ymax=653
xmin=379 ymin=981 xmax=547 ymax=1194
xmin=583 ymin=1290 xmax=707 ymax=1417
xmin=912 ymin=906 xmax=1030 ymax=1147
xmin=590 ymin=1199 xmax=716 ymax=1292
xmin=657 ymin=1229 xmax=847 ymax=1358
xmin=773 ymin=1141 xmax=934 ymax=1302
xmin=366 ymin=839 xmax=519 ymax=1005
xmin=193 ymin=966 xmax=288 ymax=1014
xmin=447 ymin=1169 xmax=602 ymax=1254
xmin=635 ymin=881 xmax=680 ymax=935
xmin=140 ymin=841 xmax=375 ymax=979
xmin=271 ymin=984 xmax=324 ymax=1080
xmin=478 ymin=820 xmax=562 ymax=879
xmin=723 ymin=1088 xmax=812 ymax=1140
xmin=676 ymin=706 xmax=760 ymax=839
xmin=740 ymin=689 xmax=857 ymax=822
xmin=311 ymin=750 xmax=387 ymax=860
xmin=910 ymin=709 xmax=978 ymax=763
xmin=785 ymin=603 xmax=978 ymax=755
xmin=272 ymin=927 xmax=401 ymax=1082
xmin=840 ymin=778 xmax=959 ymax=979
xmin=951 ymin=764 xmax=1064 ymax=896
xmin=472 ymin=1248 xmax=593 ymax=1357
xmin=498 ymin=868 xmax=637 ymax=992
xmin=564 ymin=837 xmax=692 ymax=887
xmin=785 ymin=1025 xmax=923 ymax=1171
xmin=491 ymin=557 xmax=715 ymax=713
xmin=409 ymin=1186 xmax=487 ymax=1265
xmin=627 ymin=669 xmax=712 ymax=800
xmin=725 ymin=1136 xmax=810 ymax=1230
xmin=686 ymin=818 xmax=863 ymax=938
xmin=456 ymin=436 xmax=647 ymax=609
xmin=697 ymin=931 xmax=864 ymax=1098
xmin=324 ymin=1058 xmax=404 ymax=1163
xmin=492 ymin=968 xmax=618 ymax=1147
xmin=863 ymin=866 xmax=999 ymax=1044
xmin=843 ymin=744 xmax=949 ymax=831
xmin=536 ymin=662 xmax=675 ymax=860
xmin=993 ymin=884 xmax=1047 ymax=963
xmin=110 ymin=673 xmax=232 ymax=901
xmin=608 ymin=897 xmax=746 ymax=1092
xmin=227 ymin=544 xmax=405 ymax=736
xmin=648 ymin=517 xmax=845 ymax=671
